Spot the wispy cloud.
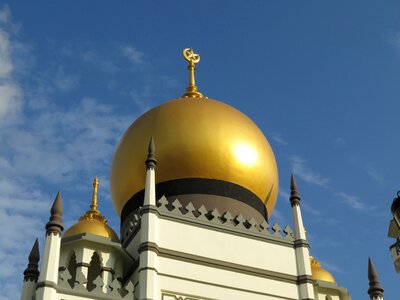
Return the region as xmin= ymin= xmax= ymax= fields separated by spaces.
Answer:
xmin=365 ymin=163 xmax=384 ymax=185
xmin=336 ymin=192 xmax=376 ymax=212
xmin=388 ymin=31 xmax=400 ymax=50
xmin=82 ymin=49 xmax=120 ymax=74
xmin=0 ymin=7 xmax=134 ymax=299
xmin=289 ymin=155 xmax=330 ymax=187
xmin=332 ymin=137 xmax=346 ymax=147
xmin=301 ymin=202 xmax=322 ymax=217
xmin=278 ymin=187 xmax=290 ymax=200
xmin=320 ymin=259 xmax=345 ymax=274
xmin=122 ymin=45 xmax=145 ymax=66
xmin=0 ymin=7 xmax=23 ymax=123
xmin=52 ymin=65 xmax=79 ymax=92
xmin=271 ymin=133 xmax=288 ymax=146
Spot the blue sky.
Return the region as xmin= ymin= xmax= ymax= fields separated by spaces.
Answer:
xmin=0 ymin=1 xmax=399 ymax=299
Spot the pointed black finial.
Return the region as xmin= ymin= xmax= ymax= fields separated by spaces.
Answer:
xmin=290 ymin=174 xmax=301 ymax=207
xmin=145 ymin=136 xmax=157 ymax=169
xmin=23 ymin=239 xmax=40 ymax=282
xmin=45 ymin=192 xmax=64 ymax=235
xmin=368 ymin=257 xmax=384 ymax=298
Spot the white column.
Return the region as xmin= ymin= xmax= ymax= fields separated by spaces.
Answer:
xmin=36 ymin=192 xmax=63 ymax=300
xmin=36 ymin=233 xmax=62 ymax=300
xmin=21 ymin=280 xmax=37 ymax=300
xmin=74 ymin=247 xmax=94 ymax=288
xmin=138 ymin=137 xmax=159 ymax=300
xmin=100 ymin=251 xmax=115 ymax=293
xmin=290 ymin=175 xmax=315 ymax=300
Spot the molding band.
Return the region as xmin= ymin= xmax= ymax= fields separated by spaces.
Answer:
xmin=137 ymin=242 xmax=304 ymax=285
xmin=294 ymin=239 xmax=310 ymax=249
xmin=297 ymin=275 xmax=315 ymax=285
xmin=36 ymin=280 xmax=57 ymax=289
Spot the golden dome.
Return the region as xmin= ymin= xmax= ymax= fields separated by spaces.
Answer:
xmin=110 ymin=49 xmax=278 ymax=221
xmin=110 ymin=97 xmax=278 ymax=218
xmin=310 ymin=257 xmax=336 ymax=283
xmin=64 ymin=177 xmax=119 ymax=242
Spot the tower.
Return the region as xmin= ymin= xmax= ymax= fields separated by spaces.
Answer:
xmin=36 ymin=192 xmax=63 ymax=300
xmin=368 ymin=258 xmax=384 ymax=300
xmin=20 ymin=239 xmax=40 ymax=300
xmin=19 ymin=49 xmax=352 ymax=300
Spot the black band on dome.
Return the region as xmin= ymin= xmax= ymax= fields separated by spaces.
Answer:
xmin=121 ymin=178 xmax=268 ymax=223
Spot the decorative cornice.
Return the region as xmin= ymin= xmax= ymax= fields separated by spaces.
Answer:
xmin=122 ymin=197 xmax=296 ymax=249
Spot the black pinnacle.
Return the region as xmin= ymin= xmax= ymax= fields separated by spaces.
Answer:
xmin=145 ymin=136 xmax=157 ymax=169
xmin=368 ymin=257 xmax=384 ymax=298
xmin=45 ymin=191 xmax=64 ymax=235
xmin=23 ymin=239 xmax=40 ymax=282
xmin=290 ymin=174 xmax=300 ymax=207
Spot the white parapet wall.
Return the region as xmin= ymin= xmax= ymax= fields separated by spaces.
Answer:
xmin=124 ymin=197 xmax=305 ymax=300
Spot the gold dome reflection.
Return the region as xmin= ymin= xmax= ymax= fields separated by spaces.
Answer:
xmin=234 ymin=144 xmax=258 ymax=166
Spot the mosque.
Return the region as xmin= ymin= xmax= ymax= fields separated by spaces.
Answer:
xmin=20 ymin=49 xmax=385 ymax=300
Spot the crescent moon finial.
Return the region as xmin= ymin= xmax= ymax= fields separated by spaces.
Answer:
xmin=182 ymin=48 xmax=203 ymax=98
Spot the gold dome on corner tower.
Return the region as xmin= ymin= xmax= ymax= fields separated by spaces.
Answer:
xmin=310 ymin=257 xmax=336 ymax=283
xmin=110 ymin=48 xmax=278 ymax=222
xmin=64 ymin=177 xmax=119 ymax=242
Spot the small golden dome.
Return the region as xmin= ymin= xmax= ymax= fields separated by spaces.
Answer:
xmin=64 ymin=177 xmax=119 ymax=242
xmin=310 ymin=257 xmax=336 ymax=283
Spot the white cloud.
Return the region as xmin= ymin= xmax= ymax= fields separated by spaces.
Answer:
xmin=365 ymin=163 xmax=384 ymax=184
xmin=289 ymin=155 xmax=330 ymax=187
xmin=52 ymin=66 xmax=79 ymax=92
xmin=0 ymin=82 xmax=22 ymax=119
xmin=278 ymin=187 xmax=290 ymax=200
xmin=122 ymin=45 xmax=145 ymax=65
xmin=390 ymin=32 xmax=400 ymax=49
xmin=332 ymin=137 xmax=346 ymax=147
xmin=0 ymin=18 xmax=23 ymax=123
xmin=319 ymin=259 xmax=345 ymax=274
xmin=271 ymin=133 xmax=288 ymax=146
xmin=82 ymin=49 xmax=120 ymax=74
xmin=336 ymin=192 xmax=376 ymax=212
xmin=0 ymin=7 xmax=135 ymax=298
xmin=301 ymin=202 xmax=322 ymax=217
xmin=0 ymin=94 xmax=131 ymax=299
xmin=0 ymin=5 xmax=10 ymax=24
xmin=0 ymin=29 xmax=12 ymax=78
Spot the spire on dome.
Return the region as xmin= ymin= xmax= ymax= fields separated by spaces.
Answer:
xmin=290 ymin=174 xmax=300 ymax=207
xmin=182 ymin=48 xmax=204 ymax=98
xmin=79 ymin=177 xmax=107 ymax=224
xmin=23 ymin=239 xmax=40 ymax=282
xmin=145 ymin=136 xmax=157 ymax=169
xmin=63 ymin=177 xmax=119 ymax=242
xmin=45 ymin=192 xmax=64 ymax=235
xmin=90 ymin=176 xmax=99 ymax=211
xmin=368 ymin=257 xmax=384 ymax=298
